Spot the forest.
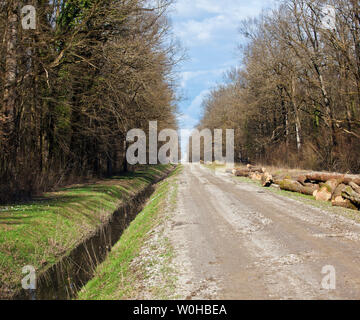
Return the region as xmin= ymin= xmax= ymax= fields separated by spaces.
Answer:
xmin=199 ymin=0 xmax=360 ymax=173
xmin=0 ymin=0 xmax=179 ymax=203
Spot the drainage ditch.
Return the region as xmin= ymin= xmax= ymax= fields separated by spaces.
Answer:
xmin=13 ymin=167 xmax=174 ymax=300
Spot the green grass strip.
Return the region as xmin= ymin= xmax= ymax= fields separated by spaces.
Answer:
xmin=0 ymin=165 xmax=172 ymax=296
xmin=78 ymin=165 xmax=181 ymax=300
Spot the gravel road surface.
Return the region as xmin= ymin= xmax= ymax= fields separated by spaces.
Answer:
xmin=166 ymin=164 xmax=360 ymax=300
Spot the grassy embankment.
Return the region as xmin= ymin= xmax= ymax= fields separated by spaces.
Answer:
xmin=78 ymin=165 xmax=182 ymax=300
xmin=204 ymin=163 xmax=360 ymax=223
xmin=0 ymin=165 xmax=173 ymax=297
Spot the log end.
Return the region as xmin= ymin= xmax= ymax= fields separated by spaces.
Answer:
xmin=315 ymin=186 xmax=332 ymax=202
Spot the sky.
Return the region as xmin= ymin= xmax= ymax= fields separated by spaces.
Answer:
xmin=169 ymin=0 xmax=276 ymax=156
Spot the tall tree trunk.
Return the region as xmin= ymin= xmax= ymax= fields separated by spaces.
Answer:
xmin=291 ymin=77 xmax=302 ymax=152
xmin=351 ymin=0 xmax=360 ymax=113
xmin=313 ymin=62 xmax=338 ymax=148
xmin=123 ymin=140 xmax=128 ymax=172
xmin=280 ymin=86 xmax=289 ymax=161
xmin=2 ymin=1 xmax=18 ymax=134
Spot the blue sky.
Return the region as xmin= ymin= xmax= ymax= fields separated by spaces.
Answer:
xmin=169 ymin=0 xmax=276 ymax=132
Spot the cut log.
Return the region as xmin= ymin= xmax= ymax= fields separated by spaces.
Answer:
xmin=261 ymin=172 xmax=273 ymax=187
xmin=315 ymin=179 xmax=342 ymax=202
xmin=297 ymin=175 xmax=308 ymax=185
xmin=303 ymin=182 xmax=316 ymax=187
xmin=279 ymin=179 xmax=319 ymax=196
xmin=332 ymin=198 xmax=358 ymax=210
xmin=272 ymin=176 xmax=282 ymax=185
xmin=279 ymin=180 xmax=302 ymax=193
xmin=246 ymin=164 xmax=264 ymax=173
xmin=332 ymin=184 xmax=346 ymax=201
xmin=349 ymin=182 xmax=360 ymax=194
xmin=271 ymin=184 xmax=280 ymax=190
xmin=342 ymin=186 xmax=360 ymax=207
xmin=232 ymin=169 xmax=250 ymax=177
xmin=306 ymin=172 xmax=345 ymax=183
xmin=250 ymin=172 xmax=263 ymax=181
xmin=301 ymin=183 xmax=320 ymax=196
xmin=343 ymin=176 xmax=360 ymax=185
xmin=327 ymin=179 xmax=343 ymax=193
xmin=316 ymin=187 xmax=332 ymax=202
xmin=273 ymin=173 xmax=302 ymax=184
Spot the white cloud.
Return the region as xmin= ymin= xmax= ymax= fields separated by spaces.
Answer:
xmin=174 ymin=0 xmax=272 ymax=18
xmin=175 ymin=15 xmax=231 ymax=45
xmin=173 ymin=0 xmax=274 ymax=46
xmin=178 ymin=113 xmax=198 ymax=129
xmin=180 ymin=70 xmax=205 ymax=87
xmin=187 ymin=89 xmax=210 ymax=114
xmin=172 ymin=0 xmax=276 ymax=132
xmin=180 ymin=68 xmax=227 ymax=88
xmin=172 ymin=0 xmax=278 ymax=56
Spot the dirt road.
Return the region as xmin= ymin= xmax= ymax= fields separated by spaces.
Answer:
xmin=166 ymin=164 xmax=360 ymax=300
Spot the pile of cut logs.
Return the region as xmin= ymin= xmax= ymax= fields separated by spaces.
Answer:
xmin=231 ymin=165 xmax=360 ymax=211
